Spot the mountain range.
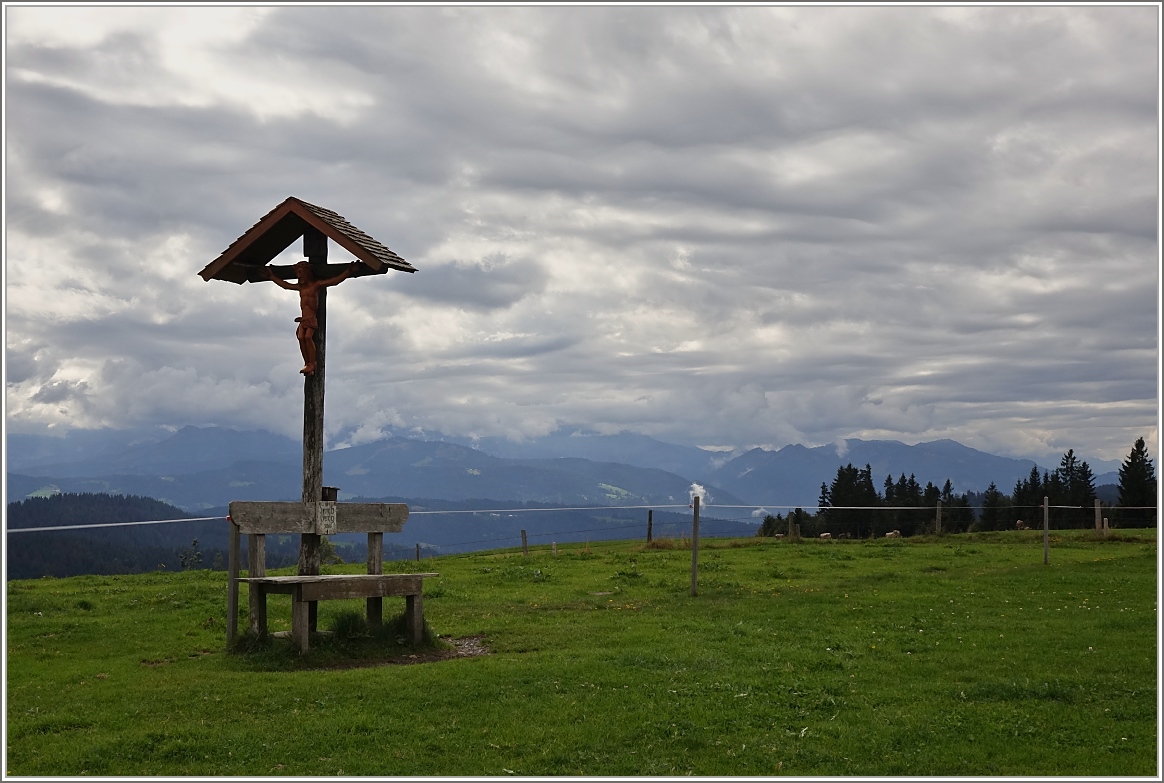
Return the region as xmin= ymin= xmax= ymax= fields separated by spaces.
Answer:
xmin=7 ymin=428 xmax=743 ymax=511
xmin=7 ymin=425 xmax=1124 ymax=513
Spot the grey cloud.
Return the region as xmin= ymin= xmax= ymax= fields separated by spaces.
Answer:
xmin=4 ymin=349 xmax=46 ymax=385
xmin=399 ymin=257 xmax=548 ymax=311
xmin=30 ymin=379 xmax=90 ymax=405
xmin=4 ymin=6 xmax=1157 ymax=464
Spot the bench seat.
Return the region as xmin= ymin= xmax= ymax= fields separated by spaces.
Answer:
xmin=239 ymin=573 xmax=438 ymax=652
xmin=240 ymin=573 xmax=439 ymax=601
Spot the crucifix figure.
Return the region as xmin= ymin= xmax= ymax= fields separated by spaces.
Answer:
xmin=265 ymin=260 xmax=361 ymax=375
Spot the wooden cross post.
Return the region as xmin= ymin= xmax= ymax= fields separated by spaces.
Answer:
xmin=300 ymin=227 xmax=328 ymax=633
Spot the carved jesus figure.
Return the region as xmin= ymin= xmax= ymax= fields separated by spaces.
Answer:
xmin=265 ymin=260 xmax=361 ymax=375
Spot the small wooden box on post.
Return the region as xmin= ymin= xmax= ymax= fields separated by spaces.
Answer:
xmin=200 ymin=197 xmax=429 ymax=653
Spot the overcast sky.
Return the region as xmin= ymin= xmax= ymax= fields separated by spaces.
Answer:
xmin=4 ymin=5 xmax=1160 ymax=466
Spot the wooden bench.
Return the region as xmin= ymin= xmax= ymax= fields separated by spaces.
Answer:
xmin=226 ymin=498 xmax=436 ymax=653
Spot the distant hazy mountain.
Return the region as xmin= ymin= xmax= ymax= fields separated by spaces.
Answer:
xmin=10 ymin=425 xmax=301 ymax=478
xmin=453 ymin=428 xmax=723 ymax=483
xmin=7 ymin=460 xmax=302 ymax=512
xmin=6 ymin=426 xmax=172 ymax=472
xmin=8 ymin=425 xmax=1126 ymax=513
xmin=1094 ymin=471 xmax=1120 ymax=487
xmin=707 ymin=438 xmax=1046 ymax=507
xmin=325 ymin=437 xmax=743 ymax=506
xmin=8 ymin=434 xmax=743 ymax=512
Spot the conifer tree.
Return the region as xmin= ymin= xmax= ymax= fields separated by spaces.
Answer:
xmin=1055 ymin=449 xmax=1097 ymax=527
xmin=1011 ymin=466 xmax=1043 ymax=528
xmin=882 ymin=474 xmax=897 ymax=536
xmin=1075 ymin=460 xmax=1097 ymax=527
xmin=820 ymin=463 xmax=883 ymax=537
xmin=757 ymin=513 xmax=783 ymax=537
xmin=978 ymin=482 xmax=1007 ymax=531
xmin=1117 ymin=437 xmax=1158 ymax=528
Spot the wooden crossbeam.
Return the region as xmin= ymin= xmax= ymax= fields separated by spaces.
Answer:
xmin=228 ymin=500 xmax=408 ymax=535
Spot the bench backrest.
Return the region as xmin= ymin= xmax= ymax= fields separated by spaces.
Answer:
xmin=228 ymin=501 xmax=408 ymax=535
xmin=227 ymin=500 xmax=409 ymax=585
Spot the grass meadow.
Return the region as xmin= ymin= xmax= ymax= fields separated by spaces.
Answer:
xmin=5 ymin=529 xmax=1158 ymax=776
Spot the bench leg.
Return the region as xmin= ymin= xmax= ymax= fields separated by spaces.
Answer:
xmin=226 ymin=521 xmax=240 ymax=646
xmin=246 ymin=534 xmax=266 ymax=635
xmin=406 ymin=593 xmax=424 ymax=646
xmin=367 ymin=597 xmax=383 ymax=630
xmin=248 ymin=584 xmax=268 ymax=638
xmin=291 ymin=591 xmax=310 ymax=654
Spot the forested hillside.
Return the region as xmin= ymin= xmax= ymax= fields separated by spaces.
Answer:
xmin=6 ymin=494 xmax=228 ymax=579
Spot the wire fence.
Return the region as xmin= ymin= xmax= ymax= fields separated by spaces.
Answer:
xmin=5 ymin=516 xmax=227 ymax=534
xmin=7 ymin=501 xmax=1157 ymax=554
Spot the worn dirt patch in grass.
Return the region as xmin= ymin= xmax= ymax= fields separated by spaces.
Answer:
xmin=307 ymin=636 xmax=491 ymax=671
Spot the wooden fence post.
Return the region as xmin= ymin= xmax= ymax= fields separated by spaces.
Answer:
xmin=936 ymin=500 xmax=942 ymax=535
xmin=647 ymin=509 xmax=653 ymax=543
xmin=552 ymin=541 xmax=558 ymax=556
xmin=521 ymin=529 xmax=529 ymax=556
xmin=1103 ymin=517 xmax=1110 ymax=538
xmin=1095 ymin=498 xmax=1102 ymax=533
xmin=690 ymin=496 xmax=700 ymax=597
xmin=1043 ymin=496 xmax=1050 ymax=565
xmin=415 ymin=542 xmax=420 ymax=562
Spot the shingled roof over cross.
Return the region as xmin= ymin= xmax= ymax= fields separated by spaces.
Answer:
xmin=198 ymin=196 xmax=416 ymax=284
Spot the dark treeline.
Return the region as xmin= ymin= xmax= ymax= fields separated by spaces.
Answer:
xmin=755 ymin=463 xmax=975 ymax=540
xmin=978 ymin=440 xmax=1156 ymax=531
xmin=6 ymin=493 xmax=231 ymax=579
xmin=8 ymin=492 xmax=197 ymax=531
xmin=818 ymin=463 xmax=974 ymax=537
xmin=757 ymin=439 xmax=1157 ymax=538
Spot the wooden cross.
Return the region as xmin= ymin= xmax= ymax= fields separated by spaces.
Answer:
xmin=199 ymin=198 xmax=417 ymax=635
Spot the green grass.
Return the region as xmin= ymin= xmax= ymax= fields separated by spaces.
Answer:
xmin=6 ymin=529 xmax=1158 ymax=776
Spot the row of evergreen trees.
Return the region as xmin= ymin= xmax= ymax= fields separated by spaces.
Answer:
xmin=815 ymin=463 xmax=975 ymax=537
xmin=755 ymin=464 xmax=976 ymax=540
xmin=977 ymin=448 xmax=1096 ymax=530
xmin=977 ymin=438 xmax=1157 ymax=530
xmin=757 ymin=438 xmax=1157 ymax=538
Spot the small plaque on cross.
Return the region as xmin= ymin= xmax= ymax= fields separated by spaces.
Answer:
xmin=316 ymin=501 xmax=337 ymax=535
